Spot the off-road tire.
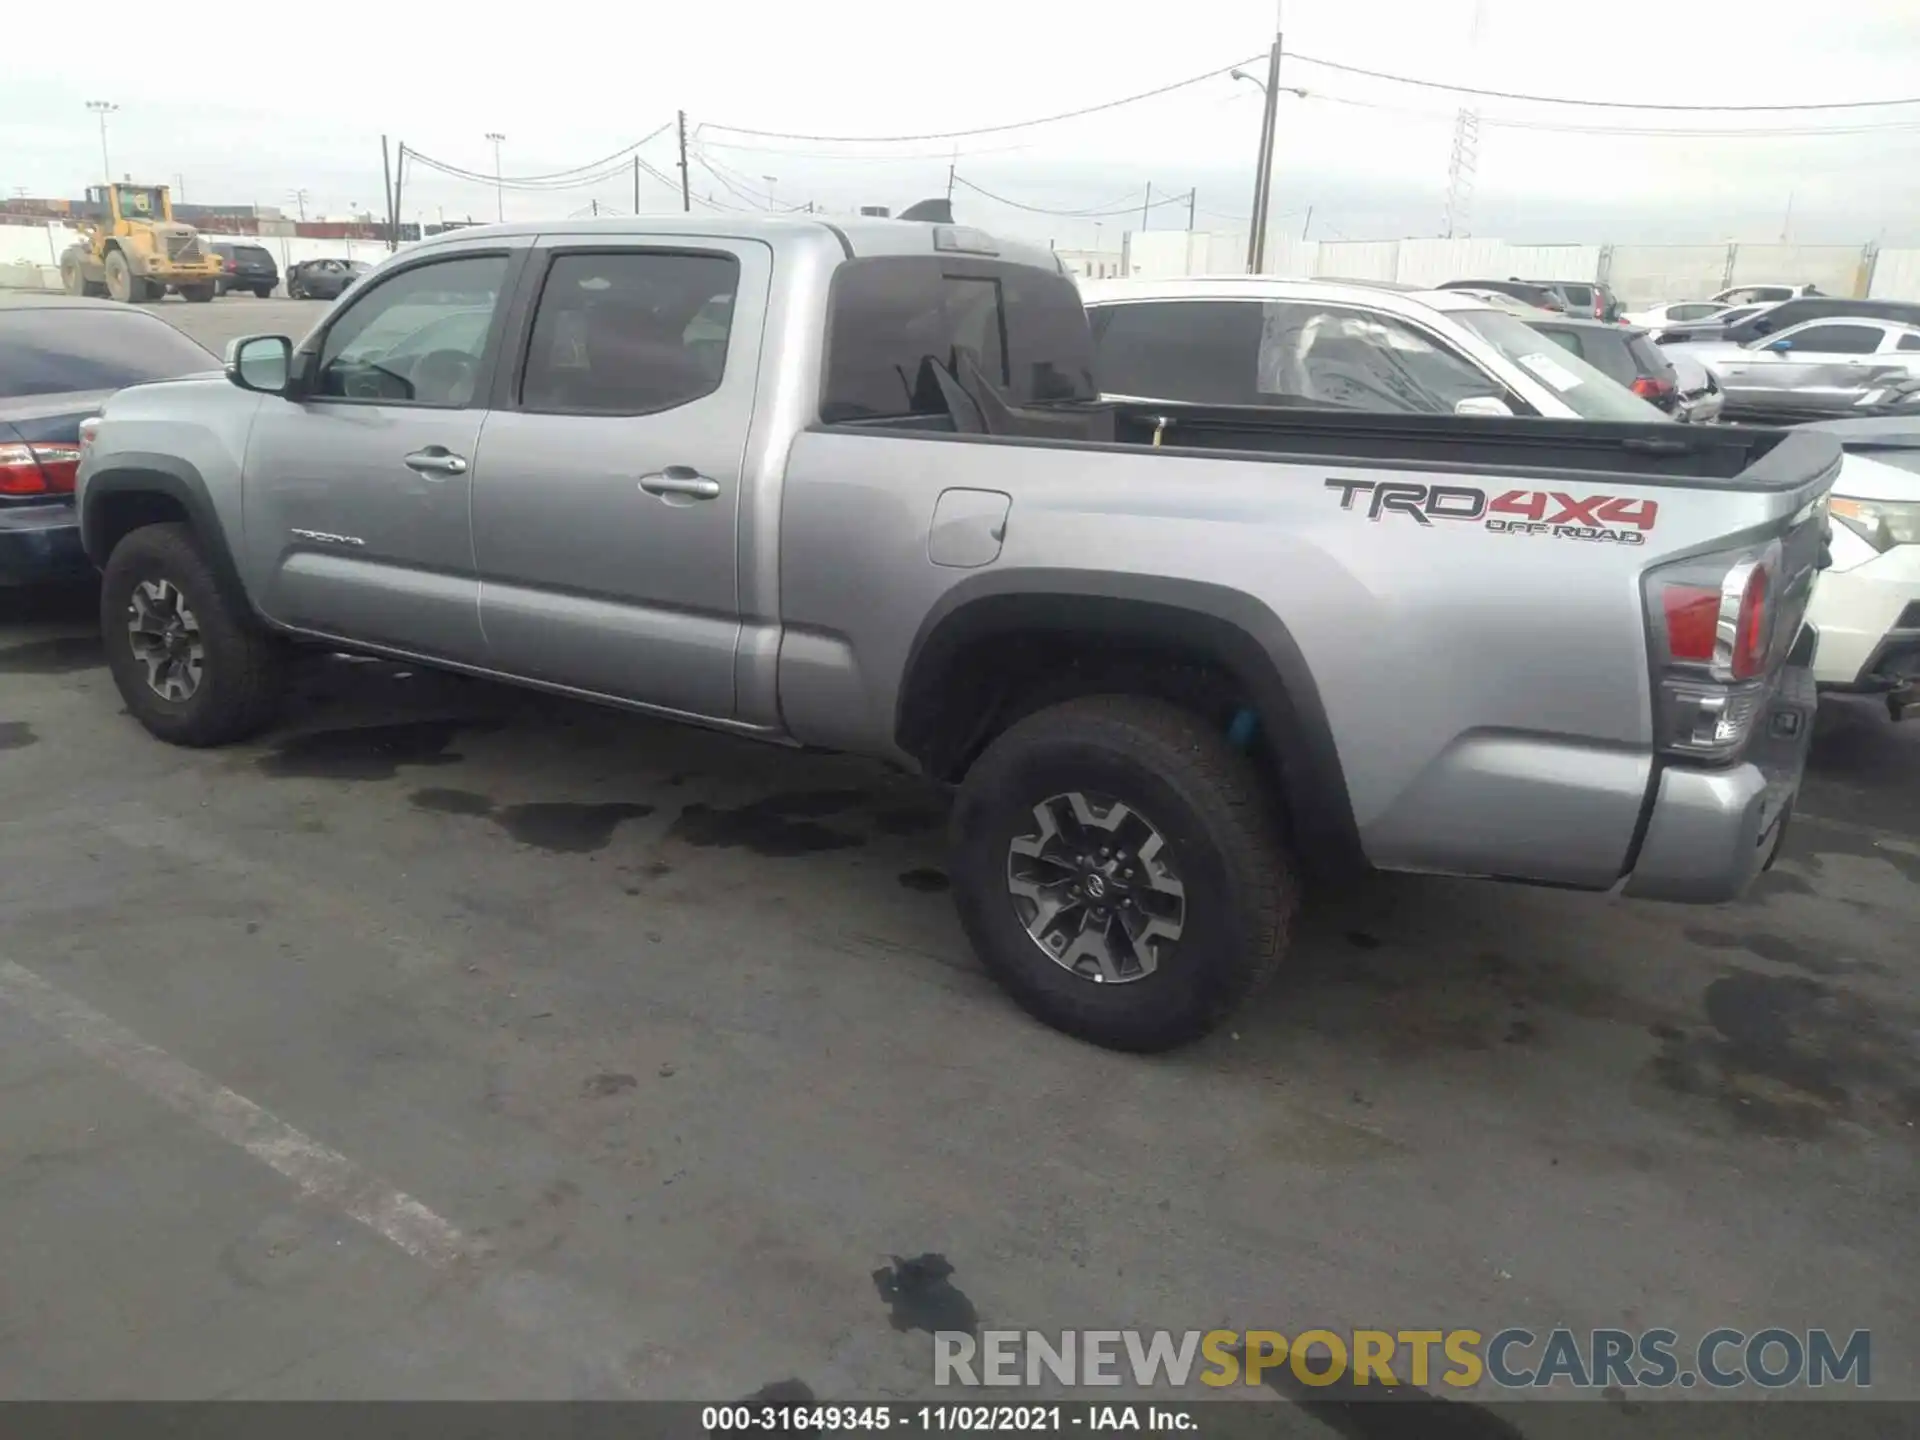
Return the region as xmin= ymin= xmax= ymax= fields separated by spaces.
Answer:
xmin=101 ymin=523 xmax=285 ymax=747
xmin=950 ymin=695 xmax=1297 ymax=1052
xmin=61 ymin=257 xmax=86 ymax=295
xmin=104 ymin=249 xmax=137 ymax=303
xmin=181 ymin=282 xmax=215 ymax=303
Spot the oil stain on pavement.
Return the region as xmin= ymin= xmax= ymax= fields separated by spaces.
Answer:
xmin=409 ymin=787 xmax=655 ymax=854
xmin=259 ymin=719 xmax=492 ymax=781
xmin=1652 ymin=967 xmax=1920 ymax=1139
xmin=0 ymin=636 xmax=104 ymax=675
xmin=668 ymin=788 xmax=867 ymax=857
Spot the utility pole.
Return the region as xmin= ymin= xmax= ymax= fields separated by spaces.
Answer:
xmin=392 ymin=146 xmax=407 ymax=248
xmin=287 ymin=188 xmax=310 ymax=221
xmin=485 ymin=132 xmax=506 ymax=222
xmin=1301 ymin=204 xmax=1313 ymax=241
xmin=1187 ymin=189 xmax=1196 ymax=231
xmin=86 ymin=100 xmax=117 ymax=187
xmin=1141 ymin=181 xmax=1152 ymax=233
xmin=1242 ymin=34 xmax=1281 ymax=272
xmin=634 ymin=155 xmax=641 ymax=214
xmin=173 ymin=173 xmax=186 ymax=202
xmin=381 ymin=135 xmax=394 ymax=249
xmin=591 ymin=198 xmax=599 ymax=217
xmin=946 ymin=160 xmax=956 ymax=202
xmin=676 ymin=110 xmax=691 ymax=213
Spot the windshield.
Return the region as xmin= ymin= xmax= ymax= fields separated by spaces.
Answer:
xmin=113 ymin=185 xmax=166 ymax=220
xmin=0 ymin=307 xmax=215 ymax=399
xmin=1451 ymin=309 xmax=1666 ymax=421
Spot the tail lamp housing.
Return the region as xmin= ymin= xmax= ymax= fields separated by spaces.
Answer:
xmin=1643 ymin=547 xmax=1780 ymax=762
xmin=0 ymin=442 xmax=82 ymax=496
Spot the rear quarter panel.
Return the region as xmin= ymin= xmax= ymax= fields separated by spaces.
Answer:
xmin=777 ymin=430 xmax=1819 ymax=885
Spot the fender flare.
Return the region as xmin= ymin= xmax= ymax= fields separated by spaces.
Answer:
xmin=81 ymin=454 xmax=254 ymax=616
xmin=897 ymin=569 xmax=1364 ymax=871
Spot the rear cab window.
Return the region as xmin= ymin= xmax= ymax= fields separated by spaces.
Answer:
xmin=822 ymin=257 xmax=1096 ymax=422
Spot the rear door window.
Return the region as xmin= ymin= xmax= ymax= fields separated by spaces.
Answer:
xmin=520 ymin=250 xmax=740 ymax=415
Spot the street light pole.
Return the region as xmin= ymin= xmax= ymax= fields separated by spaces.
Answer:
xmin=762 ymin=175 xmax=779 ymax=211
xmin=485 ymin=132 xmax=507 ymax=222
xmin=1233 ymin=47 xmax=1309 ymax=273
xmin=85 ymin=101 xmax=118 ymax=186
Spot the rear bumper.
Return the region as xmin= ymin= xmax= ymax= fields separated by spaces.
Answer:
xmin=0 ymin=503 xmax=90 ymax=587
xmin=1622 ymin=663 xmax=1817 ymax=902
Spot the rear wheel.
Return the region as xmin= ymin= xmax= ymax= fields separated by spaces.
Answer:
xmin=950 ymin=695 xmax=1297 ymax=1052
xmin=254 ymin=285 xmax=273 ymax=299
xmin=60 ymin=256 xmax=86 ymax=295
xmin=101 ymin=523 xmax=285 ymax=747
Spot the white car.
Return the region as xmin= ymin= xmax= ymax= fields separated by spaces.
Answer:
xmin=1711 ymin=283 xmax=1825 ymax=305
xmin=1079 ymin=276 xmax=1664 ymax=422
xmin=1803 ymin=423 xmax=1920 ymax=718
xmin=1623 ymin=300 xmax=1729 ymax=329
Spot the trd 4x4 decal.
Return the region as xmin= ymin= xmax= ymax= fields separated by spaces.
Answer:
xmin=1325 ymin=479 xmax=1658 ymax=546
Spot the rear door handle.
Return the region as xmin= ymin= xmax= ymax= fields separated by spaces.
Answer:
xmin=639 ymin=466 xmax=721 ymax=500
xmin=403 ymin=447 xmax=468 ymax=477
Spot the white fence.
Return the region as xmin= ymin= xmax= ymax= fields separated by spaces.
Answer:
xmin=0 ymin=221 xmax=407 ymax=291
xmin=1118 ymin=230 xmax=1920 ymax=305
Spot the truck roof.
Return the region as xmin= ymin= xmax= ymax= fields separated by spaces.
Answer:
xmin=1077 ymin=275 xmax=1508 ymax=320
xmin=404 ymin=213 xmax=1064 ymax=272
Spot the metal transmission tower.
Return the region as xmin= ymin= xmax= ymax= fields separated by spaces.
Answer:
xmin=1442 ymin=0 xmax=1488 ymax=238
xmin=1442 ymin=108 xmax=1480 ymax=238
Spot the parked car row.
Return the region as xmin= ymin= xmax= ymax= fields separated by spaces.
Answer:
xmin=0 ymin=219 xmax=1906 ymax=1056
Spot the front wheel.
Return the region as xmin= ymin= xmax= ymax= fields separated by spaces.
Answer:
xmin=101 ymin=523 xmax=285 ymax=747
xmin=255 ymin=285 xmax=273 ymax=299
xmin=104 ymin=249 xmax=142 ymax=303
xmin=950 ymin=695 xmax=1297 ymax=1052
xmin=181 ymin=282 xmax=215 ymax=303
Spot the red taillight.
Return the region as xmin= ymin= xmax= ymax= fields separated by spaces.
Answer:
xmin=0 ymin=442 xmax=80 ymax=495
xmin=1631 ymin=376 xmax=1676 ymax=402
xmin=1661 ymin=584 xmax=1720 ymax=663
xmin=1656 ymin=562 xmax=1770 ymax=678
xmin=1593 ymin=298 xmax=1605 ymax=319
xmin=226 ymin=259 xmax=237 ymax=271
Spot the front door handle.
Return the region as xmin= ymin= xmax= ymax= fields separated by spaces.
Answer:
xmin=639 ymin=466 xmax=721 ymax=500
xmin=404 ymin=447 xmax=468 ymax=477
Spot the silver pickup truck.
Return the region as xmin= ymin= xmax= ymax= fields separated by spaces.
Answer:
xmin=75 ymin=215 xmax=1836 ymax=1051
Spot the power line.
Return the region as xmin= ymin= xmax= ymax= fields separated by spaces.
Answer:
xmin=1288 ymin=52 xmax=1920 ymax=112
xmin=403 ymin=124 xmax=672 ymax=188
xmin=699 ymin=54 xmax=1264 ymax=143
xmin=951 ymin=174 xmax=1193 ymax=219
xmin=1303 ymin=90 xmax=1920 ymax=138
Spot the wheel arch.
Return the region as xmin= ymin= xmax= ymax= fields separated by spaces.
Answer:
xmin=82 ymin=458 xmax=256 ymax=619
xmin=896 ymin=571 xmax=1364 ymax=874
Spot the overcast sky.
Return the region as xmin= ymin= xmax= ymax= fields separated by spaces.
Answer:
xmin=5 ymin=0 xmax=1920 ymax=249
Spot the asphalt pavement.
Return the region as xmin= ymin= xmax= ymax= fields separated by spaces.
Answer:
xmin=0 ymin=296 xmax=1912 ymax=1417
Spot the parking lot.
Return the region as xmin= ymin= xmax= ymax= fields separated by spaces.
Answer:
xmin=0 ymin=294 xmax=1913 ymax=1415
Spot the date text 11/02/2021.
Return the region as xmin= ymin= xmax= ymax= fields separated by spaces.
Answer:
xmin=702 ymin=1406 xmax=1191 ymax=1432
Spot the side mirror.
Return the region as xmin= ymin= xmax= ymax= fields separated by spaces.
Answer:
xmin=225 ymin=335 xmax=292 ymax=395
xmin=1767 ymin=339 xmax=1793 ymax=352
xmin=1454 ymin=395 xmax=1514 ymax=418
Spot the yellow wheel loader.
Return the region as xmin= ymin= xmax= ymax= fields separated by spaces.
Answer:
xmin=58 ymin=183 xmax=224 ymax=304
